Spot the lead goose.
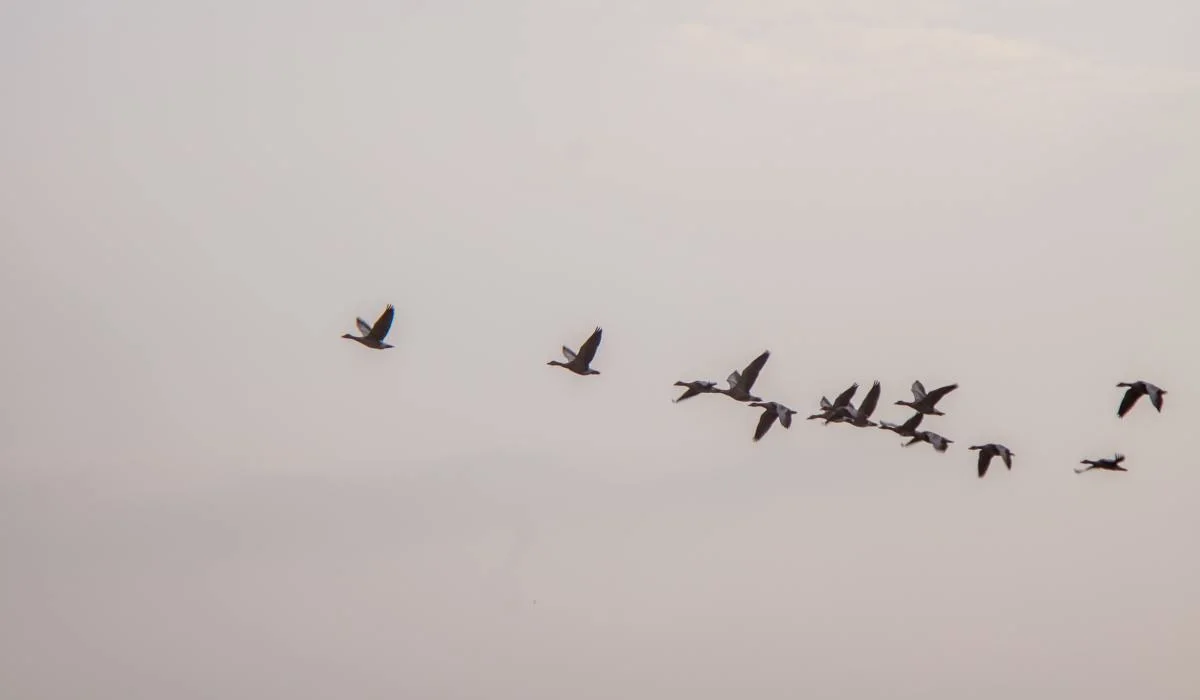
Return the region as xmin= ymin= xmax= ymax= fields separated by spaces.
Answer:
xmin=894 ymin=380 xmax=958 ymax=416
xmin=748 ymin=401 xmax=797 ymax=441
xmin=1076 ymin=453 xmax=1127 ymax=474
xmin=968 ymin=443 xmax=1014 ymax=478
xmin=716 ymin=350 xmax=771 ymax=402
xmin=547 ymin=327 xmax=603 ymax=376
xmin=672 ymin=380 xmax=719 ymax=403
xmin=1116 ymin=381 xmax=1166 ymax=417
xmin=342 ymin=304 xmax=396 ymax=349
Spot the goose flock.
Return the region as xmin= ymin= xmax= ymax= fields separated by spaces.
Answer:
xmin=344 ymin=305 xmax=1167 ymax=478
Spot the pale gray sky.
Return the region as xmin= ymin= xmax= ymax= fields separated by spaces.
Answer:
xmin=2 ymin=1 xmax=1198 ymax=698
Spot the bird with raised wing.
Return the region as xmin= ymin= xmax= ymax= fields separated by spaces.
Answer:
xmin=968 ymin=443 xmax=1014 ymax=478
xmin=806 ymin=382 xmax=858 ymax=422
xmin=904 ymin=430 xmax=954 ymax=452
xmin=1116 ymin=381 xmax=1166 ymax=417
xmin=342 ymin=304 xmax=396 ymax=349
xmin=547 ymin=326 xmax=604 ymax=375
xmin=672 ymin=380 xmax=719 ymax=403
xmin=839 ymin=380 xmax=882 ymax=427
xmin=894 ymin=380 xmax=959 ymax=416
xmin=1076 ymin=454 xmax=1127 ymax=474
xmin=748 ymin=401 xmax=797 ymax=442
xmin=717 ymin=350 xmax=771 ymax=402
xmin=878 ymin=411 xmax=924 ymax=437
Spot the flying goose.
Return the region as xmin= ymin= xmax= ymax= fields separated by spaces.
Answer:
xmin=1116 ymin=381 xmax=1166 ymax=417
xmin=673 ymin=380 xmax=719 ymax=403
xmin=748 ymin=401 xmax=797 ymax=441
xmin=717 ymin=350 xmax=771 ymax=402
xmin=904 ymin=430 xmax=954 ymax=452
xmin=806 ymin=382 xmax=858 ymax=422
xmin=342 ymin=304 xmax=395 ymax=349
xmin=547 ymin=326 xmax=603 ymax=375
xmin=894 ymin=380 xmax=958 ymax=416
xmin=878 ymin=411 xmax=924 ymax=437
xmin=968 ymin=443 xmax=1014 ymax=478
xmin=840 ymin=380 xmax=882 ymax=427
xmin=1076 ymin=454 xmax=1127 ymax=474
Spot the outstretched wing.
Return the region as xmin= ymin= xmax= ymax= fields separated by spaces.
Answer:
xmin=1148 ymin=386 xmax=1165 ymax=412
xmin=1000 ymin=448 xmax=1013 ymax=469
xmin=778 ymin=406 xmax=793 ymax=429
xmin=753 ymin=408 xmax=778 ymax=441
xmin=858 ymin=381 xmax=882 ymax=419
xmin=561 ymin=346 xmax=577 ymax=361
xmin=737 ymin=350 xmax=771 ymax=391
xmin=367 ymin=305 xmax=395 ymax=341
xmin=911 ymin=380 xmax=927 ymax=400
xmin=355 ymin=318 xmax=372 ymax=336
xmin=900 ymin=411 xmax=924 ymax=433
xmin=977 ymin=448 xmax=993 ymax=478
xmin=924 ymin=383 xmax=958 ymax=404
xmin=833 ymin=382 xmax=858 ymax=408
xmin=1117 ymin=386 xmax=1142 ymax=417
xmin=576 ymin=327 xmax=603 ymax=366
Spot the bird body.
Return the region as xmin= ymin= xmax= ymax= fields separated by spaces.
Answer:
xmin=878 ymin=411 xmax=924 ymax=437
xmin=904 ymin=430 xmax=954 ymax=452
xmin=968 ymin=443 xmax=1014 ymax=478
xmin=748 ymin=401 xmax=797 ymax=441
xmin=1116 ymin=381 xmax=1166 ymax=417
xmin=1076 ymin=454 xmax=1127 ymax=473
xmin=673 ymin=380 xmax=719 ymax=403
xmin=342 ymin=304 xmax=396 ymax=349
xmin=548 ymin=327 xmax=604 ymax=375
xmin=717 ymin=350 xmax=771 ymax=402
xmin=807 ymin=382 xmax=858 ymax=422
xmin=895 ymin=380 xmax=958 ymax=415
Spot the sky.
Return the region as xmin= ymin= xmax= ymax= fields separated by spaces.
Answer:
xmin=1 ymin=1 xmax=1198 ymax=697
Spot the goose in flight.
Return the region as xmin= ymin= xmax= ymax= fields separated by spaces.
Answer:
xmin=748 ymin=401 xmax=797 ymax=441
xmin=1116 ymin=381 xmax=1166 ymax=417
xmin=673 ymin=380 xmax=719 ymax=403
xmin=878 ymin=411 xmax=924 ymax=437
xmin=547 ymin=327 xmax=603 ymax=375
xmin=342 ymin=304 xmax=396 ymax=349
xmin=839 ymin=380 xmax=882 ymax=428
xmin=1076 ymin=453 xmax=1127 ymax=474
xmin=717 ymin=350 xmax=771 ymax=402
xmin=968 ymin=443 xmax=1014 ymax=478
xmin=894 ymin=380 xmax=958 ymax=416
xmin=806 ymin=382 xmax=858 ymax=422
xmin=904 ymin=430 xmax=954 ymax=452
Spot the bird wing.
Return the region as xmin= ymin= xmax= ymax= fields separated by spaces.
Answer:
xmin=576 ymin=327 xmax=603 ymax=365
xmin=911 ymin=380 xmax=926 ymax=400
xmin=738 ymin=351 xmax=771 ymax=391
xmin=367 ymin=305 xmax=395 ymax=341
xmin=900 ymin=411 xmax=924 ymax=433
xmin=355 ymin=318 xmax=372 ymax=336
xmin=923 ymin=383 xmax=958 ymax=404
xmin=753 ymin=408 xmax=778 ymax=441
xmin=674 ymin=386 xmax=701 ymax=402
xmin=727 ymin=371 xmax=742 ymax=389
xmin=1148 ymin=386 xmax=1165 ymax=411
xmin=858 ymin=381 xmax=881 ymax=418
xmin=833 ymin=383 xmax=858 ymax=408
xmin=1000 ymin=448 xmax=1013 ymax=469
xmin=561 ymin=346 xmax=577 ymax=361
xmin=977 ymin=448 xmax=993 ymax=478
xmin=1116 ymin=386 xmax=1142 ymax=417
xmin=778 ymin=406 xmax=794 ymax=429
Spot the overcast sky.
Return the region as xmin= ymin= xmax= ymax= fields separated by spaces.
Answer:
xmin=2 ymin=1 xmax=1198 ymax=698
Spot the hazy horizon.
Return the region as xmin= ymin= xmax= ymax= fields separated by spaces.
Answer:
xmin=2 ymin=1 xmax=1198 ymax=698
